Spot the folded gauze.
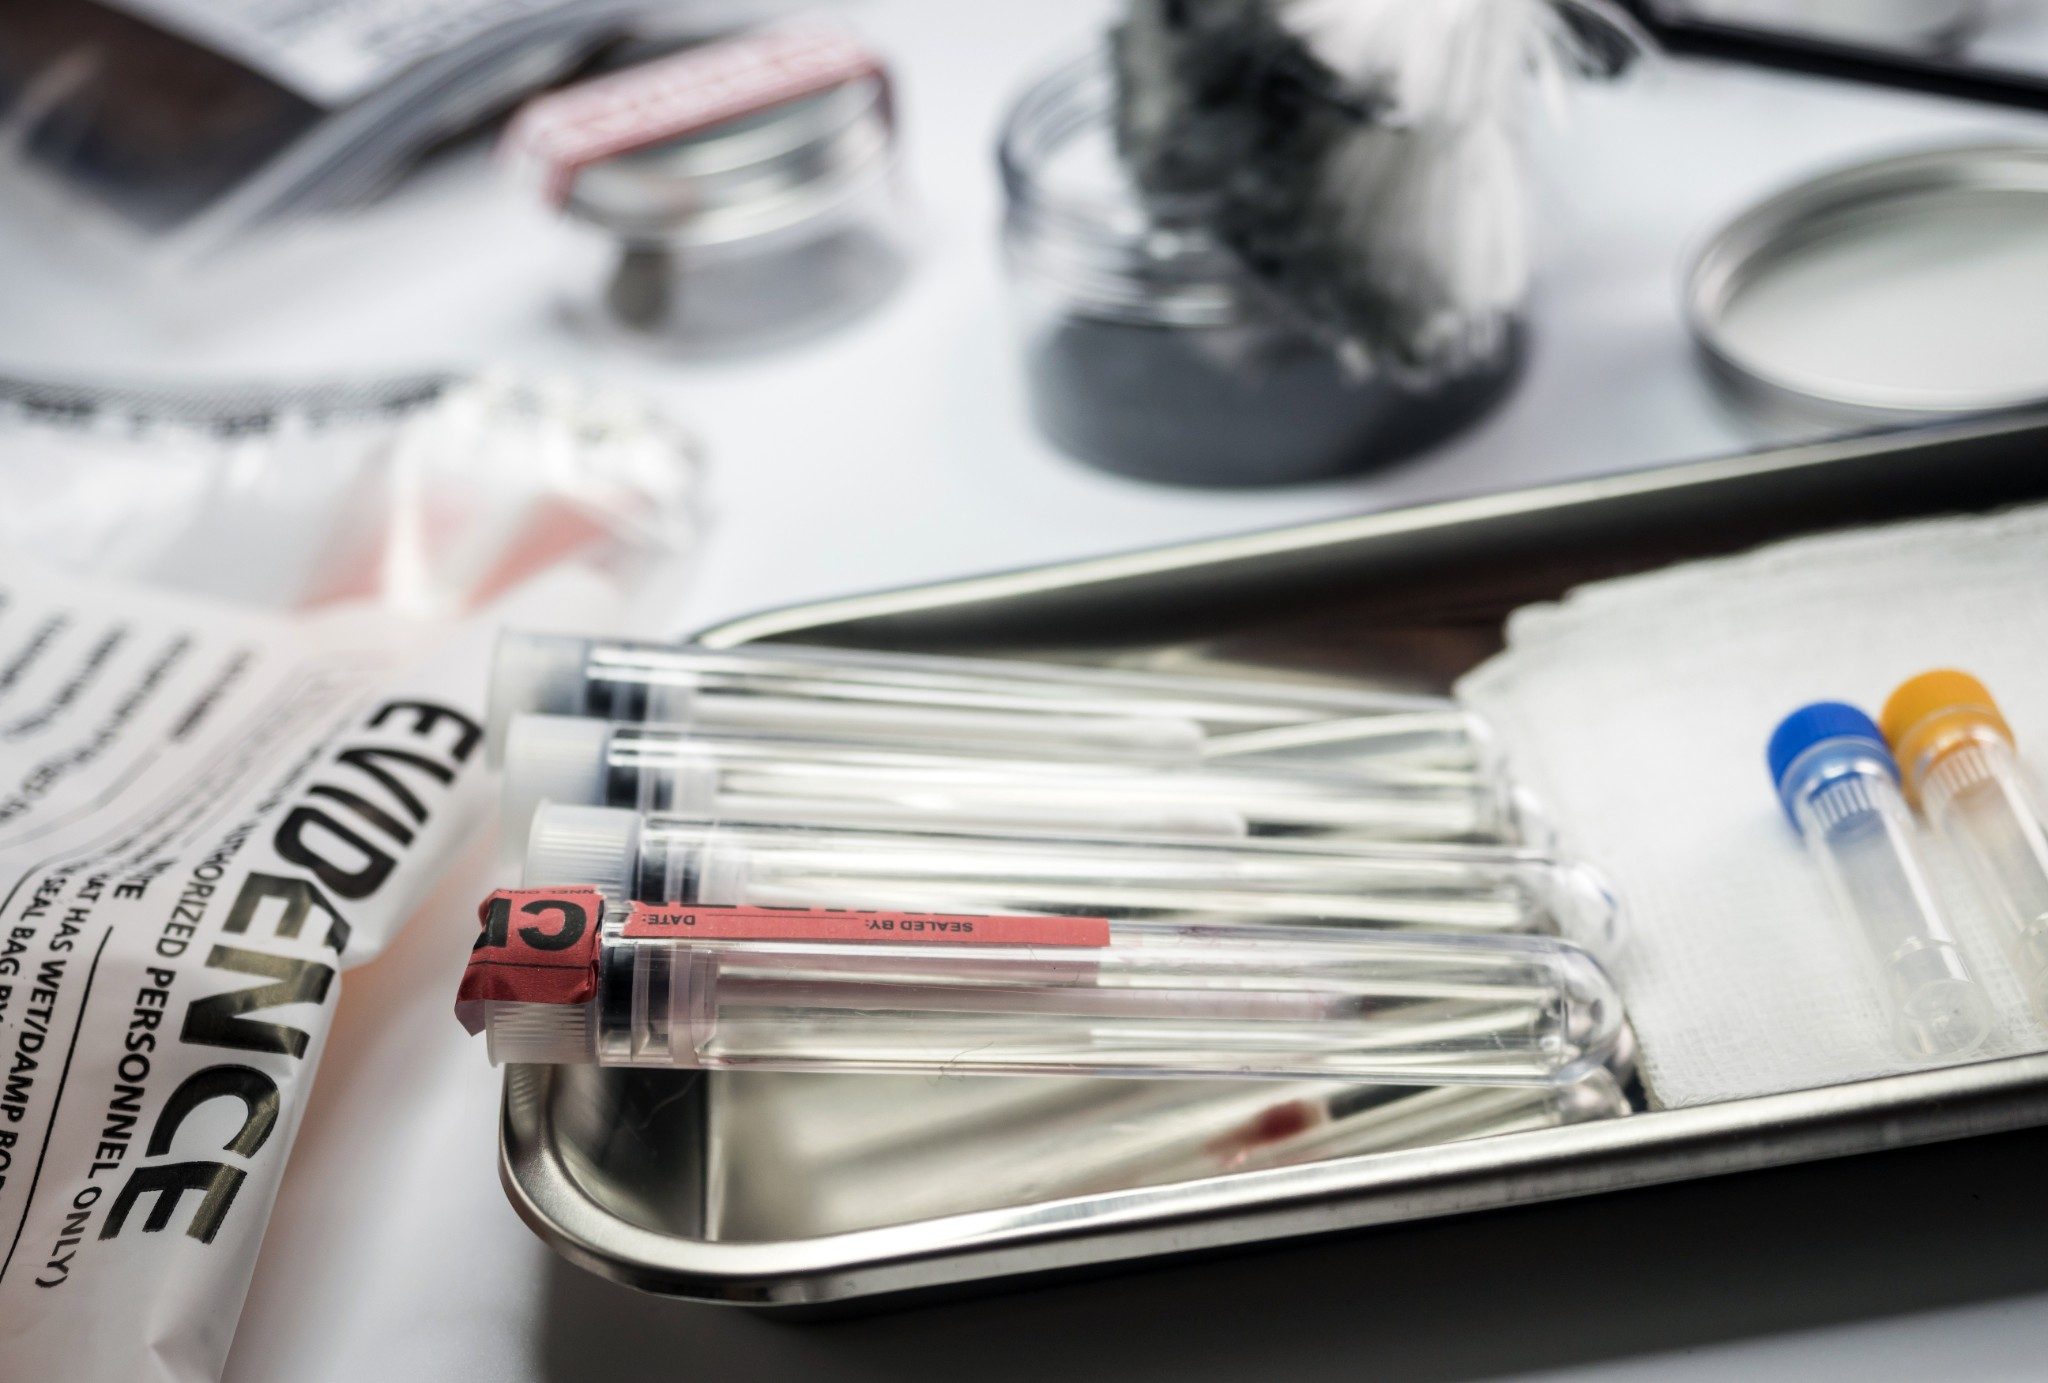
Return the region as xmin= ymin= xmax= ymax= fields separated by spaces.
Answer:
xmin=1459 ymin=503 xmax=2048 ymax=1108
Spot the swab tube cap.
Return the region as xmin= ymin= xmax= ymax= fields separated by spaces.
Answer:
xmin=1767 ymin=701 xmax=1894 ymax=825
xmin=503 ymin=715 xmax=615 ymax=842
xmin=487 ymin=632 xmax=595 ymax=761
xmin=523 ymin=803 xmax=749 ymax=906
xmin=1881 ymin=670 xmax=2014 ymax=801
xmin=525 ymin=803 xmax=642 ymax=898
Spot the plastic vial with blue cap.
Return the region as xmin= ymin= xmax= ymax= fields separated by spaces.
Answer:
xmin=1769 ymin=701 xmax=1992 ymax=1061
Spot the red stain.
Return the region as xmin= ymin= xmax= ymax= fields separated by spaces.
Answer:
xmin=1203 ymin=1099 xmax=1324 ymax=1168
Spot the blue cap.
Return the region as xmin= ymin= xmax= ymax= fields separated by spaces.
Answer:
xmin=1767 ymin=701 xmax=1895 ymax=820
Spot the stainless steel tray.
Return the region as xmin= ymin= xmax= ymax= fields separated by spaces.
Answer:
xmin=502 ymin=411 xmax=2048 ymax=1309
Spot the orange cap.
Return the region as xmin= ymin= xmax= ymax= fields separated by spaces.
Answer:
xmin=1880 ymin=670 xmax=2013 ymax=800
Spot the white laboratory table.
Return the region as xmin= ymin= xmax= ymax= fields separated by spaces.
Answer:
xmin=5 ymin=1 xmax=2048 ymax=1378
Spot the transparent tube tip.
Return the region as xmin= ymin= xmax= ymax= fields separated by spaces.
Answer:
xmin=1545 ymin=859 xmax=1625 ymax=958
xmin=1558 ymin=946 xmax=1627 ymax=1079
xmin=1890 ymin=947 xmax=1994 ymax=1059
xmin=1502 ymin=783 xmax=1556 ymax=855
xmin=488 ymin=631 xmax=596 ymax=762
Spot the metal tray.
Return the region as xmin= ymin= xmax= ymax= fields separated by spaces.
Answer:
xmin=502 ymin=410 xmax=2048 ymax=1309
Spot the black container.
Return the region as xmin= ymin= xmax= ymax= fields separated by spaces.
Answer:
xmin=998 ymin=53 xmax=1521 ymax=488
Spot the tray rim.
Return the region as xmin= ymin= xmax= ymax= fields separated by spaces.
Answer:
xmin=503 ymin=1052 xmax=2048 ymax=1305
xmin=686 ymin=411 xmax=2046 ymax=652
xmin=502 ymin=410 xmax=2048 ymax=1305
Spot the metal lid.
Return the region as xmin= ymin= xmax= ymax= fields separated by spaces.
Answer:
xmin=565 ymin=76 xmax=894 ymax=248
xmin=1687 ymin=142 xmax=2048 ymax=418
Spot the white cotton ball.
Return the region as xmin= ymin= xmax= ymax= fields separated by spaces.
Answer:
xmin=1277 ymin=0 xmax=1620 ymax=378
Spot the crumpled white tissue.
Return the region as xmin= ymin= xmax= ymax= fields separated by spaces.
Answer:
xmin=1458 ymin=503 xmax=2048 ymax=1108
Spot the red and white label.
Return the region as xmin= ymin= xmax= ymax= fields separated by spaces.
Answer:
xmin=623 ymin=903 xmax=1111 ymax=948
xmin=454 ymin=886 xmax=606 ymax=1031
xmin=456 ymin=890 xmax=1110 ymax=1031
xmin=502 ymin=16 xmax=887 ymax=205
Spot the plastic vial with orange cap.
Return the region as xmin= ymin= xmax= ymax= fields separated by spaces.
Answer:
xmin=1884 ymin=670 xmax=2048 ymax=1024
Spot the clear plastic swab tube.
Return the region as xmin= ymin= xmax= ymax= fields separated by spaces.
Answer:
xmin=469 ymin=896 xmax=1625 ymax=1085
xmin=502 ymin=713 xmax=1535 ymax=847
xmin=488 ymin=635 xmax=1206 ymax=767
xmin=522 ymin=805 xmax=1619 ymax=945
xmin=979 ymin=1074 xmax=1632 ymax=1196
xmin=1883 ymin=671 xmax=2048 ymax=1024
xmin=721 ymin=995 xmax=1632 ymax=1226
xmin=789 ymin=1070 xmax=1631 ymax=1222
xmin=487 ymin=631 xmax=1493 ymax=771
xmin=1768 ymin=701 xmax=1992 ymax=1060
